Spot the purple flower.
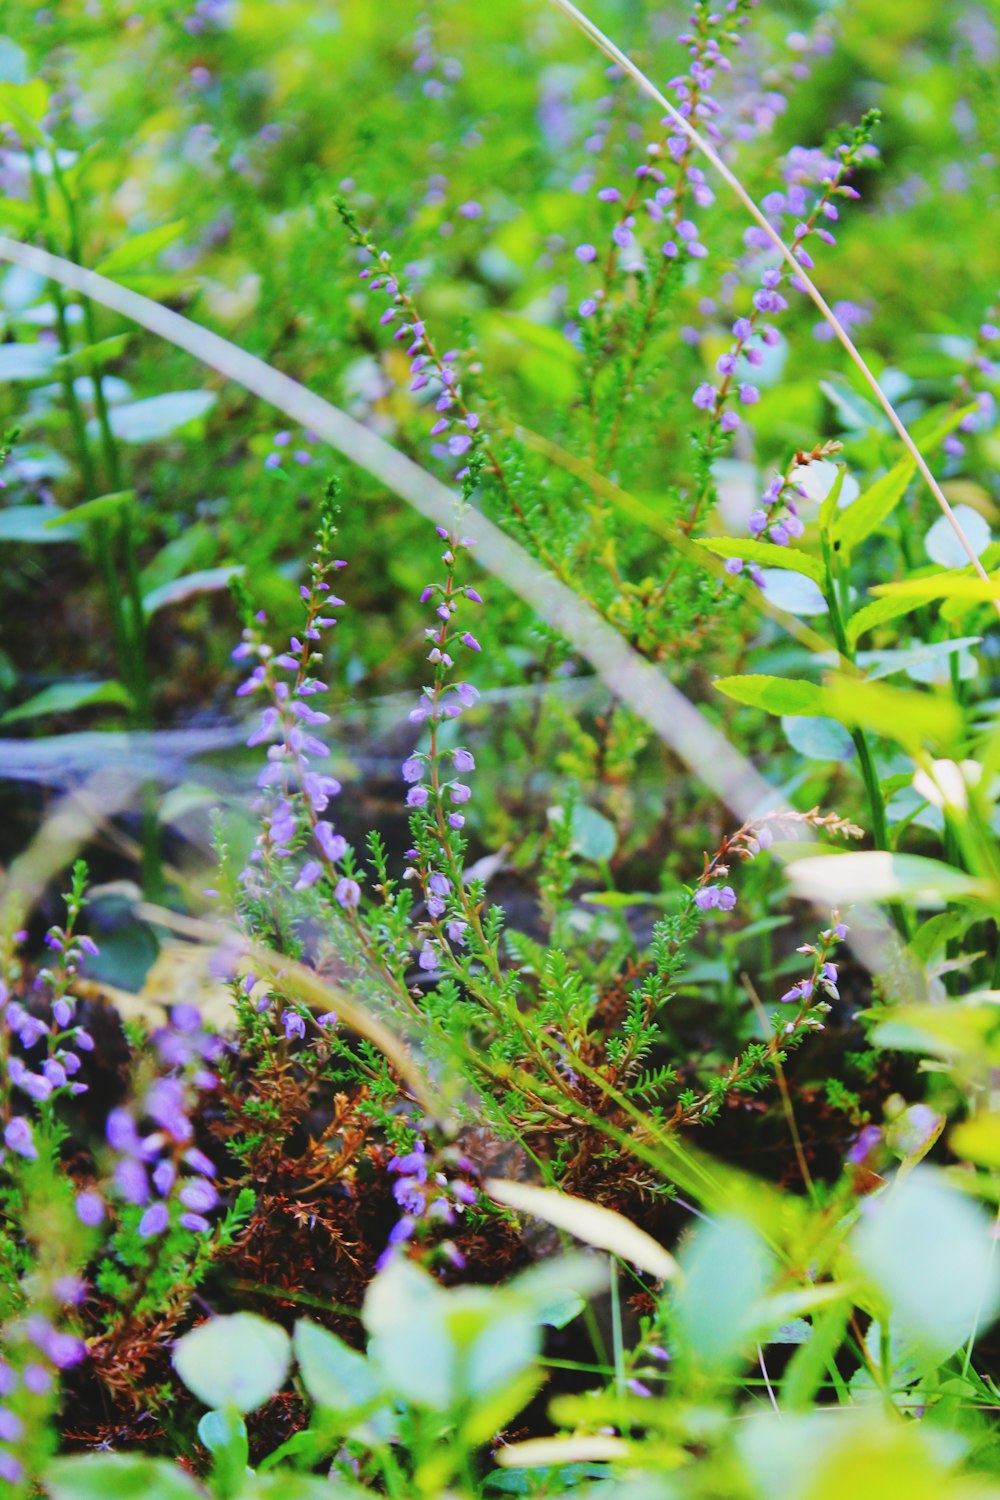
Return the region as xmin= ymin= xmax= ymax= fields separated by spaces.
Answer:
xmin=283 ymin=1010 xmax=306 ymax=1042
xmin=145 ymin=1079 xmax=192 ymax=1141
xmin=738 ymin=383 xmax=759 ymax=405
xmin=315 ymin=823 xmax=347 ymax=863
xmin=2 ymin=1116 xmax=37 ymax=1160
xmin=180 ymin=1178 xmax=219 ymax=1213
xmin=402 ymin=755 xmax=423 ymax=783
xmin=75 ymin=1191 xmax=105 ymax=1226
xmin=748 ymin=509 xmax=768 ymax=537
xmin=335 ymin=878 xmax=361 ymax=909
xmin=576 ymin=243 xmax=597 ymax=262
xmin=693 ymin=383 xmax=716 ymax=411
xmin=450 ymin=783 xmax=471 ymax=804
xmin=138 ymin=1202 xmax=170 ymax=1239
xmin=113 ymin=1158 xmax=150 ymax=1206
xmin=694 ymin=887 xmax=719 ymax=911
xmin=716 ymin=886 xmax=737 ymax=911
xmin=597 ymin=186 xmax=621 ymax=202
xmin=407 ymin=785 xmax=429 ymax=809
xmin=453 ymin=748 xmax=475 ymax=771
xmin=418 ymin=944 xmax=438 ymax=972
xmin=724 ymin=558 xmax=743 ymax=576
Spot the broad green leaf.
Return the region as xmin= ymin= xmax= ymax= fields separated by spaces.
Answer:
xmin=782 ymin=714 xmax=854 ymax=761
xmin=714 ymin=674 xmax=825 ymax=718
xmin=569 ymin=803 xmax=617 ymax=863
xmin=0 ymin=78 xmax=49 ymax=130
xmin=45 ymin=1455 xmax=204 ymax=1500
xmin=696 ymin=536 xmax=823 ymax=583
xmin=143 ymin=565 xmax=244 ymax=617
xmin=293 ymin=1319 xmax=381 ymax=1411
xmin=673 ymin=1215 xmax=773 ymax=1368
xmin=852 ymin=1169 xmax=1000 ymax=1359
xmin=0 ymin=195 xmax=40 ymax=230
xmin=757 ymin=569 xmax=828 ymax=615
xmin=95 ymin=220 xmax=187 ymax=276
xmin=858 ymin=636 xmax=982 ymax=683
xmin=363 ymin=1258 xmax=455 ymax=1409
xmin=832 ymin=458 xmax=915 ymax=551
xmin=0 ymin=340 xmax=58 ymax=378
xmin=45 ymin=491 xmax=135 ymax=530
xmin=787 ymin=851 xmax=992 ymax=907
xmin=871 ymin=997 xmax=1000 ymax=1069
xmin=1 ymin=678 xmax=131 ymax=724
xmin=821 ymin=675 xmax=961 ymax=751
xmin=847 ymin=593 xmax=932 ymax=647
xmin=172 ymin=1313 xmax=291 ymax=1413
xmin=0 ymin=504 xmax=82 ymax=542
xmin=871 ymin=571 xmax=1000 ymax=604
xmin=105 ymin=389 xmax=217 ymax=443
xmin=925 ymin=504 xmax=992 ymax=569
xmin=196 ymin=1408 xmax=247 ymax=1460
xmin=486 ymin=1178 xmax=678 ymax=1279
xmin=0 ymin=39 xmax=29 ymax=83
xmin=951 ymin=1114 xmax=1000 ymax=1169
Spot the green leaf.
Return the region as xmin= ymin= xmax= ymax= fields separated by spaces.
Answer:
xmin=832 ymin=458 xmax=915 ymax=551
xmin=0 ymin=196 xmax=40 ymax=230
xmin=143 ymin=565 xmax=244 ymax=618
xmin=293 ymin=1319 xmax=382 ymax=1411
xmin=0 ymin=40 xmax=29 ymax=84
xmin=787 ymin=851 xmax=993 ymax=908
xmin=105 ymin=389 xmax=217 ymax=443
xmin=819 ymin=378 xmax=890 ymax=433
xmin=1 ymin=679 xmax=131 ymax=724
xmin=852 ymin=1169 xmax=1000 ymax=1359
xmin=781 ymin=714 xmax=854 ymax=762
xmin=858 ymin=636 xmax=982 ymax=683
xmin=0 ymin=504 xmax=82 ymax=542
xmin=673 ymin=1215 xmax=774 ymax=1368
xmin=871 ymin=571 xmax=1000 ymax=604
xmin=714 ymin=674 xmax=825 ymax=717
xmin=95 ymin=221 xmax=187 ymax=276
xmin=0 ymin=78 xmax=49 ymax=131
xmin=696 ymin=536 xmax=823 ymax=583
xmin=569 ymin=804 xmax=617 ymax=863
xmin=45 ymin=490 xmax=135 ymax=530
xmin=54 ymin=333 xmax=131 ymax=373
xmin=363 ymin=1258 xmax=455 ymax=1410
xmin=847 ymin=593 xmax=927 ymax=648
xmin=196 ymin=1409 xmax=248 ymax=1467
xmin=820 ymin=675 xmax=961 ymax=752
xmin=45 ymin=1455 xmax=204 ymax=1500
xmin=172 ymin=1313 xmax=291 ymax=1413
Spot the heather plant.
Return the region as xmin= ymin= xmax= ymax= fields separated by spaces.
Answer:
xmin=0 ymin=0 xmax=1000 ymax=1497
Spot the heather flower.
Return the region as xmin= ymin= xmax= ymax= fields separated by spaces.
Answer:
xmin=335 ymin=877 xmax=361 ymax=909
xmin=2 ymin=1116 xmax=36 ymax=1160
xmin=693 ymin=383 xmax=716 ymax=410
xmin=75 ymin=1190 xmax=105 ymax=1226
xmin=282 ymin=1009 xmax=306 ymax=1042
xmin=138 ymin=1202 xmax=170 ymax=1239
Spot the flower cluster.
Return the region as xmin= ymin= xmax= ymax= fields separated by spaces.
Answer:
xmin=693 ymin=114 xmax=880 ymax=435
xmin=234 ymin=486 xmax=355 ymax=905
xmin=378 ymin=1136 xmax=479 ymax=1269
xmin=1 ymin=875 xmax=97 ymax=1166
xmin=0 ymin=1302 xmax=86 ymax=1487
xmin=691 ymin=811 xmax=782 ymax=915
xmin=724 ymin=440 xmax=845 ymax=583
xmin=777 ymin=919 xmax=848 ymax=1032
xmin=573 ymin=2 xmax=755 ymax=327
xmin=400 ymin=521 xmax=486 ymax=975
xmin=409 ymin=14 xmax=462 ymax=101
xmin=262 ymin=427 xmax=316 ymax=473
xmin=336 ymin=199 xmax=483 ymax=476
xmin=106 ymin=1004 xmax=223 ymax=1240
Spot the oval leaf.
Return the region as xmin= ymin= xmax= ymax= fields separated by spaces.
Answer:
xmin=714 ymin=675 xmax=825 ymax=718
xmin=106 ymin=389 xmax=217 ymax=443
xmin=787 ymin=851 xmax=993 ymax=908
xmin=697 ymin=536 xmax=823 ymax=583
xmin=172 ymin=1313 xmax=291 ymax=1413
xmin=486 ymin=1178 xmax=678 ymax=1280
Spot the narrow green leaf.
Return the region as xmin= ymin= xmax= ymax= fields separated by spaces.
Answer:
xmin=696 ymin=537 xmax=823 ymax=583
xmin=832 ymin=458 xmax=915 ymax=551
xmin=1 ymin=679 xmax=131 ymax=724
xmin=95 ymin=220 xmax=187 ymax=276
xmin=142 ymin=564 xmax=243 ymax=617
xmin=871 ymin=571 xmax=1000 ymax=603
xmin=817 ymin=465 xmax=846 ymax=534
xmin=788 ymin=851 xmax=993 ymax=907
xmin=714 ymin=674 xmax=825 ymax=718
xmin=847 ymin=593 xmax=926 ymax=648
xmin=781 ymin=1302 xmax=851 ymax=1410
xmin=45 ymin=490 xmax=135 ymax=529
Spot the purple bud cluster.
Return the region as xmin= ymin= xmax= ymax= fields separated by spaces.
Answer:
xmin=106 ymin=1004 xmax=222 ymax=1240
xmin=357 ymin=245 xmax=482 ymax=475
xmin=181 ymin=0 xmax=231 ymax=36
xmin=410 ymin=15 xmax=462 ymax=100
xmin=0 ymin=1301 xmax=87 ymax=1484
xmin=401 ymin=527 xmax=485 ymax=967
xmin=235 ymin=552 xmax=354 ymax=902
xmin=777 ymin=919 xmax=848 ymax=1029
xmin=0 ymin=919 xmax=100 ymax=1167
xmin=692 ymin=135 xmax=874 ymax=433
xmin=573 ymin=4 xmax=754 ymax=326
xmin=941 ymin=300 xmax=1000 ymax=459
xmin=262 ymin=427 xmax=317 ymax=473
xmin=377 ymin=1136 xmax=479 ymax=1269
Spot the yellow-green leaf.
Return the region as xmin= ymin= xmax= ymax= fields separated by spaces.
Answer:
xmin=832 ymin=459 xmax=915 ymax=551
xmin=696 ymin=537 xmax=824 ymax=583
xmin=821 ymin=675 xmax=961 ymax=752
xmin=714 ymin=674 xmax=825 ymax=717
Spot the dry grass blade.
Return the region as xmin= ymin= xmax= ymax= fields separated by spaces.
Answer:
xmin=546 ymin=0 xmax=999 ymax=618
xmin=486 ymin=1176 xmax=680 ymax=1279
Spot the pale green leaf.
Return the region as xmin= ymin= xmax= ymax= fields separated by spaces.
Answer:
xmin=787 ymin=851 xmax=993 ymax=907
xmin=1 ymin=678 xmax=130 ymax=724
xmin=95 ymin=221 xmax=187 ymax=276
xmin=45 ymin=1455 xmax=205 ymax=1500
xmin=713 ymin=674 xmax=825 ymax=718
xmin=172 ymin=1313 xmax=291 ymax=1413
xmin=832 ymin=459 xmax=915 ymax=551
xmin=696 ymin=536 xmax=823 ymax=583
xmin=486 ymin=1178 xmax=678 ymax=1280
xmin=105 ymin=389 xmax=217 ymax=443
